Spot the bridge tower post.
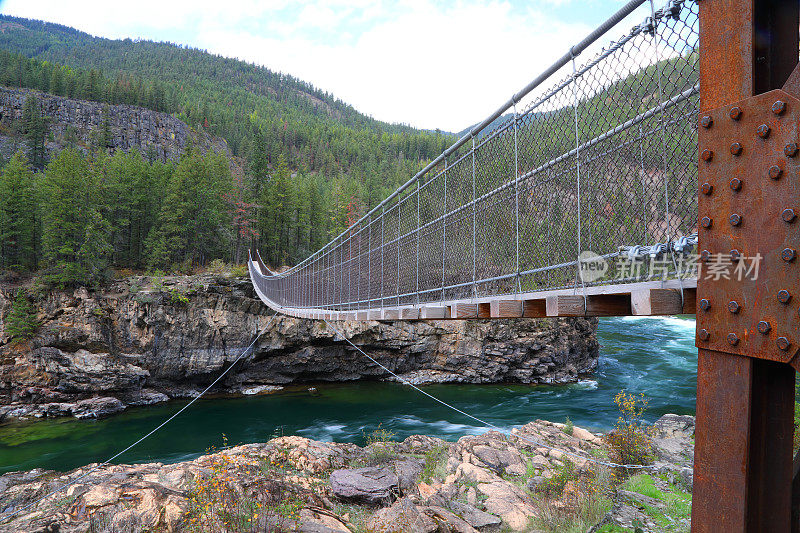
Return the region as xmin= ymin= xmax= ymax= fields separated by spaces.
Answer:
xmin=692 ymin=0 xmax=799 ymax=531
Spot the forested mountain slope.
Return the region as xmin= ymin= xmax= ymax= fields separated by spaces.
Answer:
xmin=0 ymin=15 xmax=452 ymax=203
xmin=0 ymin=15 xmax=459 ymax=283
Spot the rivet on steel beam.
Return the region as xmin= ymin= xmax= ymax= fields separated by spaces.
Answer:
xmin=783 ymin=248 xmax=797 ymax=262
xmin=727 ymin=333 xmax=739 ymax=346
xmin=757 ymin=321 xmax=771 ymax=334
xmin=730 ymin=107 xmax=742 ymax=120
xmin=728 ymin=301 xmax=740 ymax=314
xmin=730 ymin=142 xmax=742 ymax=156
xmin=701 ymin=183 xmax=713 ymax=195
xmin=757 ymin=124 xmax=770 ymax=138
xmin=699 ymin=298 xmax=711 ymax=311
xmin=729 ymin=178 xmax=742 ymax=191
xmin=778 ymin=290 xmax=792 ymax=304
xmin=700 ymin=250 xmax=711 ymax=262
xmin=730 ymin=249 xmax=741 ymax=262
xmin=783 ymin=208 xmax=797 ymax=222
xmin=785 ymin=143 xmax=798 ymax=157
xmin=777 ymin=337 xmax=791 ymax=351
xmin=729 ymin=213 xmax=742 ymax=226
xmin=700 ymin=115 xmax=713 ymax=128
xmin=768 ymin=165 xmax=783 ymax=180
xmin=701 ymin=216 xmax=713 ymax=228
xmin=699 ymin=329 xmax=710 ymax=341
xmin=701 ymin=149 xmax=714 ymax=161
xmin=772 ymin=100 xmax=787 ymax=115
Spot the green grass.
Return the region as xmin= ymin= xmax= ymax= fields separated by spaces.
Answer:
xmin=597 ymin=525 xmax=629 ymax=533
xmin=620 ymin=474 xmax=691 ymax=532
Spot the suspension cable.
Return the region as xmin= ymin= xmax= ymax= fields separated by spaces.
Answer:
xmin=323 ymin=319 xmax=653 ymax=471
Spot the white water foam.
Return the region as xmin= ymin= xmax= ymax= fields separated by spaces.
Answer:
xmin=574 ymin=379 xmax=599 ymax=390
xmin=619 ymin=315 xmax=695 ymax=332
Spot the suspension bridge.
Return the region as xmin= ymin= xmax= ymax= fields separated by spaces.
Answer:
xmin=249 ymin=0 xmax=800 ymax=531
xmin=249 ymin=0 xmax=701 ymax=322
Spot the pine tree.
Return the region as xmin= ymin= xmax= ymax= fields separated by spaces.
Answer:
xmin=79 ymin=209 xmax=113 ymax=285
xmin=0 ymin=151 xmax=37 ymax=271
xmin=50 ymin=66 xmax=63 ymax=95
xmin=40 ymin=149 xmax=90 ymax=286
xmin=250 ymin=127 xmax=269 ymax=197
xmin=6 ymin=290 xmax=39 ymax=342
xmin=146 ymin=150 xmax=229 ymax=270
xmin=22 ymin=95 xmax=46 ymax=169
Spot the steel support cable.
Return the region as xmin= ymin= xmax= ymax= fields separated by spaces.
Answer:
xmin=472 ymin=136 xmax=478 ymax=300
xmin=649 ymin=0 xmax=686 ymax=307
xmin=442 ymin=158 xmax=448 ymax=304
xmin=570 ymin=50 xmax=589 ymax=312
xmin=0 ymin=314 xmax=277 ymax=523
xmin=513 ymin=101 xmax=521 ymax=295
xmin=323 ymin=319 xmax=652 ymax=470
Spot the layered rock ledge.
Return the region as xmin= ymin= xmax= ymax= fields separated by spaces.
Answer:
xmin=0 ymin=415 xmax=695 ymax=533
xmin=0 ymin=275 xmax=599 ymax=422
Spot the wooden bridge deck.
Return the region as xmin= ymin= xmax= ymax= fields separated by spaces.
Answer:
xmin=260 ymin=275 xmax=697 ymax=321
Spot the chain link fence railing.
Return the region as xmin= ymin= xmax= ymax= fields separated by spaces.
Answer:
xmin=250 ymin=0 xmax=699 ymax=313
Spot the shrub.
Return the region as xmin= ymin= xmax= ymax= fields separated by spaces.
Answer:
xmin=535 ymin=460 xmax=579 ymax=497
xmin=421 ymin=445 xmax=449 ymax=483
xmin=532 ymin=464 xmax=614 ymax=533
xmin=230 ymin=264 xmax=248 ymax=278
xmin=185 ymin=452 xmax=302 ymax=532
xmin=362 ymin=424 xmax=398 ymax=465
xmin=6 ymin=290 xmax=39 ymax=342
xmin=167 ymin=288 xmax=190 ymax=306
xmin=603 ymin=391 xmax=655 ymax=470
xmin=563 ymin=416 xmax=574 ymax=436
xmin=208 ymin=258 xmax=226 ymax=275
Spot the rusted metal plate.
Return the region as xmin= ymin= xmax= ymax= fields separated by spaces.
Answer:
xmin=697 ymin=89 xmax=800 ymax=366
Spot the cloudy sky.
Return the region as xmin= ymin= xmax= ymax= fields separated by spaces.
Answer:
xmin=0 ymin=0 xmax=648 ymax=131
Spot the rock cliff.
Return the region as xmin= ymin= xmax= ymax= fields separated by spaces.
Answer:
xmin=0 ymin=274 xmax=599 ymax=421
xmin=0 ymin=86 xmax=229 ymax=162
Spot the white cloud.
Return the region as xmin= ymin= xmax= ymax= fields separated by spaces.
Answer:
xmin=1 ymin=0 xmax=597 ymax=131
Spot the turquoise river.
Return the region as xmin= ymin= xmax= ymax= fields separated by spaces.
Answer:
xmin=0 ymin=316 xmax=697 ymax=474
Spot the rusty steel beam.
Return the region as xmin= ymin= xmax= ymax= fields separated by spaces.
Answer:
xmin=693 ymin=0 xmax=799 ymax=532
xmin=693 ymin=349 xmax=753 ymax=531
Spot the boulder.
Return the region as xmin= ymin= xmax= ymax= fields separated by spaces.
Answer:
xmin=297 ymin=508 xmax=351 ymax=533
xmin=366 ymin=497 xmax=438 ymax=533
xmin=329 ymin=466 xmax=398 ymax=505
xmin=73 ymin=397 xmax=126 ymax=419
xmin=448 ymin=500 xmax=503 ymax=532
xmin=652 ymin=414 xmax=695 ymax=467
xmin=653 ymin=414 xmax=695 ymax=439
xmin=394 ymin=458 xmax=424 ymax=494
xmin=423 ymin=505 xmax=480 ymax=532
xmin=477 ymin=481 xmax=537 ymax=531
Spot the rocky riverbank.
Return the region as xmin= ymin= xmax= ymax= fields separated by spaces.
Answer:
xmin=0 ymin=274 xmax=600 ymax=423
xmin=0 ymin=414 xmax=695 ymax=532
